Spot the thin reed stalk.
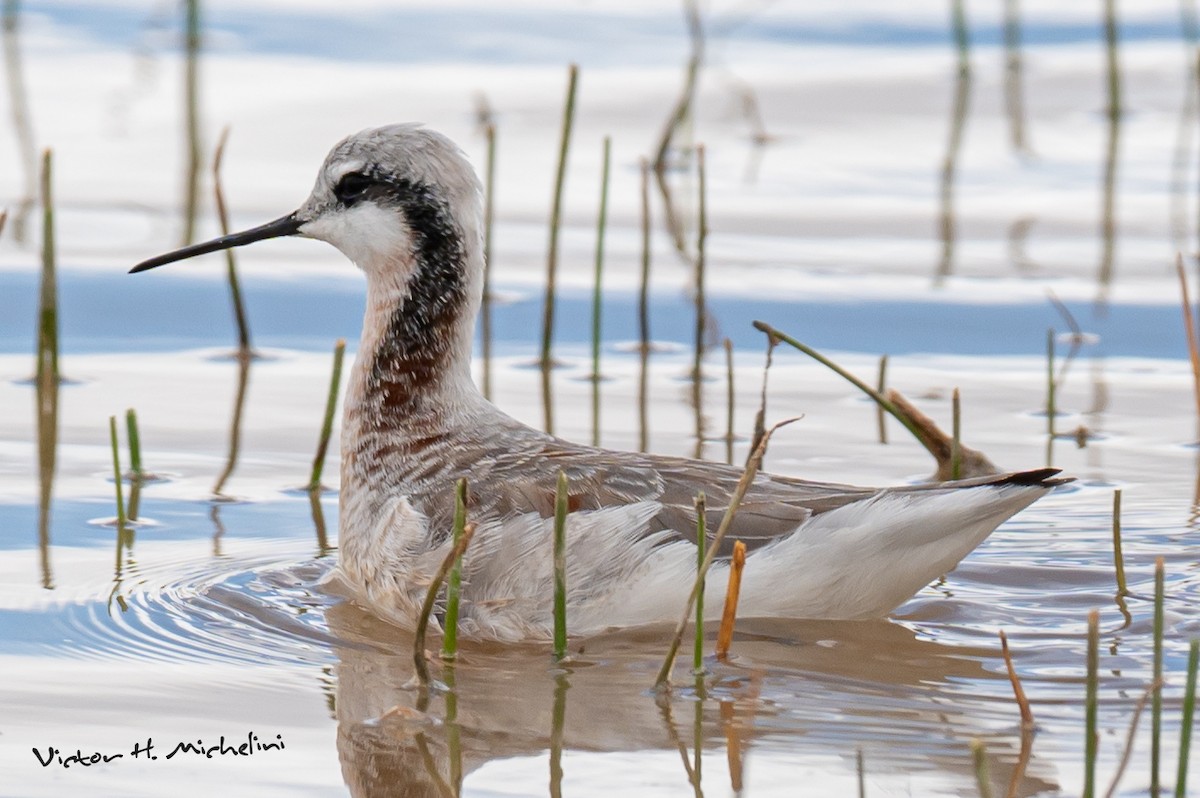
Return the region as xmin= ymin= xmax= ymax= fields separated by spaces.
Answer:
xmin=951 ymin=387 xmax=962 ymax=479
xmin=308 ymin=339 xmax=346 ymax=491
xmin=1085 ymin=609 xmax=1100 ymax=798
xmin=212 ymin=126 xmax=252 ymax=354
xmin=999 ymin=630 xmax=1034 ymax=729
xmin=655 ymin=418 xmax=799 ymax=689
xmin=1046 ymin=328 xmax=1057 ymax=439
xmin=481 ymin=123 xmax=496 ymax=401
xmin=36 ymin=149 xmax=58 ymax=385
xmin=1176 ymin=256 xmax=1200 ymax=422
xmin=692 ymin=144 xmax=708 ymax=449
xmin=970 ymin=738 xmax=993 ymax=798
xmin=638 ymin=157 xmax=651 ymax=453
xmin=0 ymin=208 xmax=7 ymax=236
xmin=549 ymin=674 xmax=568 ymax=798
xmin=108 ymin=416 xmax=126 ymax=530
xmin=442 ymin=478 xmax=468 ymax=662
xmin=1153 ymin=556 xmax=1165 ymax=794
xmin=181 ymin=0 xmax=201 ymax=246
xmin=876 ymin=355 xmax=888 ymax=444
xmin=553 ymin=470 xmax=569 ymax=661
xmin=1178 ymin=639 xmax=1199 ymax=798
xmin=590 ymin=136 xmax=611 ymax=447
xmin=752 ymin=321 xmax=930 ymax=446
xmin=125 ymin=409 xmax=143 ymax=478
xmin=715 ymin=540 xmax=746 ymax=661
xmin=693 ymin=492 xmax=706 ymax=674
xmin=857 ymin=747 xmax=865 ymax=798
xmin=539 ymin=64 xmax=580 ymax=434
xmin=1110 ymin=489 xmax=1129 ymax=597
xmin=1104 ymin=679 xmax=1162 ymax=798
xmin=2 ymin=1 xmax=37 ymax=241
xmin=412 ymin=521 xmax=476 ymax=687
xmin=724 ymin=339 xmax=734 ymax=464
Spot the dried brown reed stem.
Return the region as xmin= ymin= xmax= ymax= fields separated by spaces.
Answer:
xmin=856 ymin=747 xmax=865 ymax=798
xmin=412 ymin=521 xmax=476 ymax=687
xmin=212 ymin=126 xmax=253 ymax=354
xmin=653 ymin=0 xmax=704 ymax=257
xmin=1176 ymin=255 xmax=1200 ymax=422
xmin=999 ymin=630 xmax=1035 ymax=729
xmin=36 ymin=149 xmax=59 ymax=385
xmin=655 ymin=417 xmax=799 ymax=690
xmin=748 ymin=327 xmax=777 ymax=463
xmin=951 ymin=387 xmax=962 ymax=480
xmin=181 ymin=0 xmax=202 ymax=246
xmin=1102 ymin=679 xmax=1163 ymax=798
xmin=211 ymin=353 xmax=250 ymax=497
xmin=715 ymin=540 xmax=746 ymax=661
xmin=720 ymin=700 xmax=744 ymax=792
xmin=0 ymin=208 xmax=7 ymax=236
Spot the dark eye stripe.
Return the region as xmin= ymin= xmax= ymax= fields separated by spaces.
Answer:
xmin=334 ymin=172 xmax=373 ymax=206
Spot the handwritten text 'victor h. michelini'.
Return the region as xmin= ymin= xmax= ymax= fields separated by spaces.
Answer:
xmin=33 ymin=733 xmax=286 ymax=768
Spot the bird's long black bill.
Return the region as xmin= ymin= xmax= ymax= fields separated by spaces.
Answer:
xmin=129 ymin=212 xmax=304 ymax=274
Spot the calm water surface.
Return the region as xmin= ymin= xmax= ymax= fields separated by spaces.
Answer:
xmin=2 ymin=2 xmax=1200 ymax=796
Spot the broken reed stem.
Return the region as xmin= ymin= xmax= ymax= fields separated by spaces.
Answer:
xmin=638 ymin=157 xmax=652 ymax=453
xmin=1178 ymin=639 xmax=1200 ymax=798
xmin=1152 ymin=556 xmax=1165 ymax=794
xmin=876 ymin=354 xmax=888 ymax=444
xmin=1176 ymin=255 xmax=1200 ymax=422
xmin=655 ymin=418 xmax=799 ymax=690
xmin=752 ymin=321 xmax=931 ymax=447
xmin=970 ymin=738 xmax=993 ymax=798
xmin=108 ymin=416 xmax=126 ymax=530
xmin=1047 ymin=328 xmax=1057 ymax=439
xmin=724 ymin=338 xmax=734 ymax=464
xmin=442 ymin=478 xmax=468 ymax=662
xmin=308 ymin=338 xmax=346 ymax=491
xmin=1110 ymin=489 xmax=1129 ymax=597
xmin=539 ymin=63 xmax=580 ymax=431
xmin=212 ymin=126 xmax=252 ymax=354
xmin=1085 ymin=608 xmax=1100 ymax=798
xmin=37 ymin=148 xmax=58 ymax=385
xmin=481 ymin=122 xmax=496 ymax=401
xmin=553 ymin=470 xmax=569 ymax=662
xmin=1104 ymin=679 xmax=1163 ymax=798
xmin=693 ymin=492 xmax=706 ymax=674
xmin=951 ymin=387 xmax=962 ymax=480
xmin=412 ymin=521 xmax=476 ymax=687
xmin=125 ymin=408 xmax=143 ymax=478
xmin=715 ymin=540 xmax=746 ymax=661
xmin=591 ymin=135 xmax=611 ymax=447
xmin=999 ymin=630 xmax=1035 ymax=729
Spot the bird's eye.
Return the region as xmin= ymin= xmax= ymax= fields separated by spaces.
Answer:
xmin=334 ymin=172 xmax=373 ymax=206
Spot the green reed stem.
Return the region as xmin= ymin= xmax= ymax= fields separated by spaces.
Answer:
xmin=590 ymin=135 xmax=611 ymax=447
xmin=655 ymin=417 xmax=799 ymax=690
xmin=442 ymin=478 xmax=468 ymax=662
xmin=752 ymin=321 xmax=929 ymax=447
xmin=412 ymin=521 xmax=476 ymax=687
xmin=212 ymin=126 xmax=253 ymax=354
xmin=1178 ymin=639 xmax=1199 ymax=798
xmin=638 ymin=157 xmax=651 ymax=453
xmin=37 ymin=148 xmax=58 ymax=385
xmin=1111 ymin=489 xmax=1130 ymax=598
xmin=692 ymin=144 xmax=708 ymax=447
xmin=1153 ymin=556 xmax=1165 ymax=795
xmin=970 ymin=738 xmax=993 ymax=798
xmin=951 ymin=387 xmax=962 ymax=480
xmin=1046 ymin=328 xmax=1057 ymax=439
xmin=876 ymin=354 xmax=888 ymax=444
xmin=693 ymin=492 xmax=706 ymax=674
xmin=481 ymin=122 xmax=496 ymax=401
xmin=724 ymin=338 xmax=734 ymax=464
xmin=108 ymin=416 xmax=126 ymax=530
xmin=1085 ymin=608 xmax=1100 ymax=798
xmin=308 ymin=338 xmax=346 ymax=491
xmin=553 ymin=470 xmax=569 ymax=661
xmin=124 ymin=408 xmax=143 ymax=478
xmin=539 ymin=63 xmax=579 ymax=434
